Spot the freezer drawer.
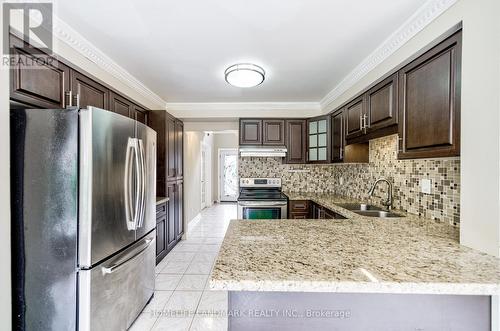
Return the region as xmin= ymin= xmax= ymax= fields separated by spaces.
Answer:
xmin=78 ymin=232 xmax=155 ymax=331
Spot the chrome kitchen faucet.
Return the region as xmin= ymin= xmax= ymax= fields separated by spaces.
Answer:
xmin=367 ymin=178 xmax=393 ymax=210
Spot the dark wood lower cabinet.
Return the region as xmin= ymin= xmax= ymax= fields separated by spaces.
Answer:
xmin=156 ymin=190 xmax=184 ymax=265
xmin=288 ymin=200 xmax=345 ymax=219
xmin=156 ymin=202 xmax=168 ymax=264
xmin=175 ymin=181 xmax=184 ymax=240
xmin=156 ymin=201 xmax=168 ymax=264
xmin=165 ymin=180 xmax=184 ymax=254
xmin=288 ymin=200 xmax=310 ymax=219
xmin=323 ymin=207 xmax=346 ymax=219
xmin=166 ymin=183 xmax=178 ymax=252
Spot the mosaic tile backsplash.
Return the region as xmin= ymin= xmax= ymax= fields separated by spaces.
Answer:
xmin=239 ymin=134 xmax=461 ymax=226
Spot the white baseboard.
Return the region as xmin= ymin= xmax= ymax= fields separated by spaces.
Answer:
xmin=187 ymin=213 xmax=202 ymax=232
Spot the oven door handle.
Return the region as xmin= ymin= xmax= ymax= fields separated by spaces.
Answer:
xmin=238 ymin=201 xmax=287 ymax=207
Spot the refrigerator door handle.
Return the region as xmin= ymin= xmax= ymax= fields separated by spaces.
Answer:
xmin=124 ymin=138 xmax=136 ymax=231
xmin=137 ymin=139 xmax=147 ymax=229
xmin=100 ymin=237 xmax=153 ymax=275
xmin=132 ymin=138 xmax=142 ymax=230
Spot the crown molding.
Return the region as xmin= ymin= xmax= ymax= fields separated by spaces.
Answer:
xmin=52 ymin=17 xmax=166 ymax=108
xmin=166 ymin=102 xmax=320 ymax=112
xmin=320 ymin=0 xmax=458 ymax=110
xmin=49 ymin=0 xmax=456 ymax=115
xmin=166 ymin=102 xmax=321 ymax=118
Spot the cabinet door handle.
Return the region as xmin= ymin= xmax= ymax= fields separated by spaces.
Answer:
xmin=75 ymin=93 xmax=80 ymax=108
xmin=65 ymin=91 xmax=73 ymax=108
xmin=363 ymin=114 xmax=369 ymax=134
xmin=340 ymin=147 xmax=343 ymax=159
xmin=398 ymin=137 xmax=403 ymax=153
xmin=359 ymin=115 xmax=363 ymax=131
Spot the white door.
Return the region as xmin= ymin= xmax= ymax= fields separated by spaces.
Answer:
xmin=219 ymin=149 xmax=238 ymax=202
xmin=201 ymin=148 xmax=207 ymax=209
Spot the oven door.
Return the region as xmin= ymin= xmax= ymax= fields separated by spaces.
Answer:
xmin=238 ymin=201 xmax=288 ymax=219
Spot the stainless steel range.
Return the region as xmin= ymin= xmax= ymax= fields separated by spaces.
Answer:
xmin=237 ymin=178 xmax=288 ymax=219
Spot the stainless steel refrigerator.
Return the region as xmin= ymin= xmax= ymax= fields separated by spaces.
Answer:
xmin=11 ymin=106 xmax=157 ymax=331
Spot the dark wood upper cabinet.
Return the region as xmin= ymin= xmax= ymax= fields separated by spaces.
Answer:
xmin=70 ymin=71 xmax=109 ymax=110
xmin=366 ymin=73 xmax=398 ymax=131
xmin=134 ymin=105 xmax=148 ymax=125
xmin=9 ymin=33 xmax=152 ymax=127
xmin=175 ymin=120 xmax=184 ymax=179
xmin=285 ymin=120 xmax=307 ymax=164
xmin=331 ymin=110 xmax=344 ymax=163
xmin=262 ymin=119 xmax=285 ymax=145
xmin=109 ymin=92 xmax=133 ymax=118
xmin=150 ymin=110 xmax=183 ymax=196
xmin=9 ymin=35 xmax=71 ymax=109
xmin=150 ymin=111 xmax=184 ymax=253
xmin=398 ymin=31 xmax=461 ymax=159
xmin=149 ymin=110 xmax=167 ymax=196
xmin=166 ymin=117 xmax=177 ymax=181
xmin=239 ymin=119 xmax=263 ymax=145
xmin=345 ymin=96 xmax=365 ymax=140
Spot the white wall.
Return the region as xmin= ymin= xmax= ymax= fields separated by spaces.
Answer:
xmin=212 ymin=132 xmax=239 ymax=202
xmin=321 ymin=0 xmax=500 ymax=256
xmin=0 ymin=12 xmax=12 ymax=330
xmin=183 ymin=131 xmax=215 ymax=225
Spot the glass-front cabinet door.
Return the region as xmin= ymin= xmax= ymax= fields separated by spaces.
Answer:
xmin=307 ymin=116 xmax=329 ymax=163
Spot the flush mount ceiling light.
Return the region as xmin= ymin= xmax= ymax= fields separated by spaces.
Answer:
xmin=224 ymin=63 xmax=265 ymax=88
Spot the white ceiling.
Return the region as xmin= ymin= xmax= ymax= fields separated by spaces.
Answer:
xmin=54 ymin=0 xmax=424 ymax=103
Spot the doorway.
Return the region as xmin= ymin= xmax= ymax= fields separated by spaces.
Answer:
xmin=201 ymin=147 xmax=207 ymax=209
xmin=219 ymin=149 xmax=238 ymax=202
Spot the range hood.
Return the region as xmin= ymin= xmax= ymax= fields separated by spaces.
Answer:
xmin=239 ymin=146 xmax=287 ymax=158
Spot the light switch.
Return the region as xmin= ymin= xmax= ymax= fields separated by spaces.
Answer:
xmin=421 ymin=178 xmax=431 ymax=194
xmin=339 ymin=177 xmax=344 ymax=185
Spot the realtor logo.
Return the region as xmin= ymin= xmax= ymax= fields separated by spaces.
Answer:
xmin=3 ymin=2 xmax=53 ymax=55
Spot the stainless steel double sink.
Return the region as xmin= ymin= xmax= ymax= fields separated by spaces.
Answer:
xmin=335 ymin=203 xmax=404 ymax=218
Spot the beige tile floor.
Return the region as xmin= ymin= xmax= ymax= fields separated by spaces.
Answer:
xmin=129 ymin=203 xmax=235 ymax=331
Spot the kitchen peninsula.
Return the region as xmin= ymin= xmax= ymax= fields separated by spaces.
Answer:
xmin=210 ymin=194 xmax=500 ymax=330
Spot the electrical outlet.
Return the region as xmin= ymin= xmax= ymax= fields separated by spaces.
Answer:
xmin=339 ymin=177 xmax=344 ymax=185
xmin=421 ymin=179 xmax=431 ymax=194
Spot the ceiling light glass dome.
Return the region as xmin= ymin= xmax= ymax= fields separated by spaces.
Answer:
xmin=224 ymin=63 xmax=265 ymax=88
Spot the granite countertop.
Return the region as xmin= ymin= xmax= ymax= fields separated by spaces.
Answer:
xmin=210 ymin=192 xmax=500 ymax=295
xmin=156 ymin=197 xmax=169 ymax=205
